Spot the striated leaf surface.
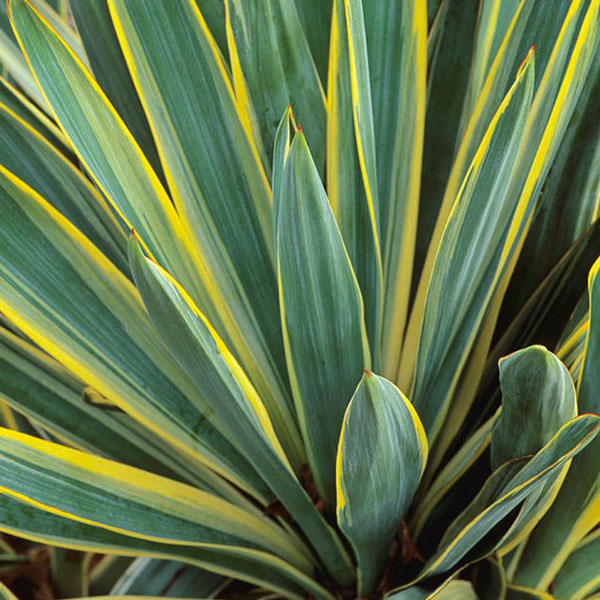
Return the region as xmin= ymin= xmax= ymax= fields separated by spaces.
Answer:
xmin=129 ymin=235 xmax=355 ymax=588
xmin=0 ymin=164 xmax=267 ymax=500
xmin=357 ymin=0 xmax=429 ymax=374
xmin=109 ymin=0 xmax=301 ymax=460
xmin=409 ymin=52 xmax=534 ymax=441
xmin=336 ymin=372 xmax=427 ymax=595
xmin=69 ymin=0 xmax=164 ymax=180
xmin=278 ymin=131 xmax=370 ymax=509
xmin=225 ymin=0 xmax=325 ymax=171
xmin=327 ymin=0 xmax=382 ymax=359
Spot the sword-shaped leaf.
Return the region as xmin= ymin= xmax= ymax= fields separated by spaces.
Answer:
xmin=278 ymin=130 xmax=370 ymax=509
xmin=467 ymin=0 xmax=522 ymax=117
xmin=9 ymin=0 xmax=222 ymax=342
xmin=0 ymin=325 xmax=247 ymax=506
xmin=0 ymin=428 xmax=309 ymax=572
xmin=0 ymin=102 xmax=127 ymax=272
xmin=69 ymin=0 xmax=163 ymax=180
xmin=336 ymin=372 xmax=427 ymax=595
xmin=129 ymin=236 xmax=355 ymax=588
xmin=513 ymin=256 xmax=600 ymax=588
xmin=423 ymin=4 xmax=600 ymax=457
xmin=409 ymin=51 xmax=534 ymax=441
xmin=327 ymin=0 xmax=383 ymax=359
xmin=0 ymin=0 xmax=56 ymax=108
xmin=363 ymin=0 xmax=427 ymax=376
xmin=499 ymin=45 xmax=600 ymax=335
xmin=108 ymin=0 xmax=302 ymax=462
xmin=413 ymin=0 xmax=478 ymax=295
xmin=402 ymin=0 xmax=593 ymax=392
xmin=0 ymin=164 xmax=268 ymax=502
xmin=0 ymin=74 xmax=70 ymax=155
xmin=0 ymin=495 xmax=333 ymax=600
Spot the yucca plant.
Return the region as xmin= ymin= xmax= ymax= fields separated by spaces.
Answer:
xmin=0 ymin=0 xmax=598 ymax=598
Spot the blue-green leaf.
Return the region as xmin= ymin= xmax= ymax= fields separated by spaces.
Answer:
xmin=513 ymin=255 xmax=600 ymax=588
xmin=336 ymin=372 xmax=427 ymax=595
xmin=327 ymin=0 xmax=383 ymax=358
xmin=492 ymin=346 xmax=576 ymax=470
xmin=408 ymin=51 xmax=534 ymax=441
xmin=69 ymin=0 xmax=164 ymax=181
xmin=129 ymin=235 xmax=355 ymax=589
xmin=108 ymin=0 xmax=301 ymax=461
xmin=414 ymin=414 xmax=600 ymax=581
xmin=225 ymin=0 xmax=325 ymax=171
xmin=278 ymin=130 xmax=370 ymax=508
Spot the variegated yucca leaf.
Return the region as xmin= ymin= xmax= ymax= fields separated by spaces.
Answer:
xmin=0 ymin=0 xmax=596 ymax=598
xmin=336 ymin=372 xmax=427 ymax=594
xmin=510 ymin=255 xmax=600 ymax=591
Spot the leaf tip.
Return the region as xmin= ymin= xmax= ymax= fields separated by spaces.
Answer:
xmin=286 ymin=104 xmax=297 ymax=131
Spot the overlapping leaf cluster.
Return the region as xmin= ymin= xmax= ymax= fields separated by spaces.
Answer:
xmin=0 ymin=0 xmax=597 ymax=598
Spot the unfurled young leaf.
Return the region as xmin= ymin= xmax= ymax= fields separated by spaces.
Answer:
xmin=336 ymin=372 xmax=427 ymax=595
xmin=491 ymin=345 xmax=576 ymax=470
xmin=488 ymin=348 xmax=578 ymax=555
